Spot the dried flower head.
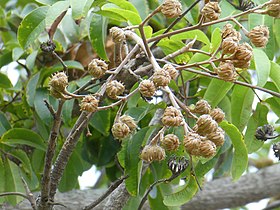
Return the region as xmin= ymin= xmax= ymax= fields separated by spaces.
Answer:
xmin=222 ymin=37 xmax=239 ymax=54
xmin=162 ymin=106 xmax=183 ymax=127
xmin=120 ymin=115 xmax=137 ymax=132
xmin=201 ymin=2 xmax=221 ymax=21
xmin=199 ymin=139 xmax=217 ymax=158
xmin=88 ymin=59 xmax=108 ymax=78
xmin=152 ymin=69 xmax=171 ymax=87
xmin=49 ymin=72 xmax=68 ymax=92
xmin=207 ymin=127 xmax=225 ymax=147
xmin=217 ymin=61 xmax=237 ymax=82
xmin=210 ymin=108 xmax=225 ymax=123
xmin=167 ymin=156 xmax=189 ymax=174
xmin=193 ymin=99 xmax=211 ymax=115
xmin=106 ymin=80 xmax=125 ymax=99
xmin=183 ymin=132 xmax=204 ymax=156
xmin=140 ymin=145 xmax=166 ymax=162
xmin=232 ymin=59 xmax=251 ymax=69
xmin=163 ymin=64 xmax=178 ymax=80
xmin=110 ymin=27 xmax=126 ymax=43
xmin=248 ymin=25 xmax=270 ymax=48
xmin=266 ymin=3 xmax=280 ymax=18
xmin=111 ymin=122 xmax=130 ymax=140
xmin=80 ymin=95 xmax=99 ymax=112
xmin=221 ymin=24 xmax=241 ymax=40
xmin=161 ymin=134 xmax=180 ymax=151
xmin=234 ymin=43 xmax=253 ymax=61
xmin=194 ymin=114 xmax=218 ymax=135
xmin=255 ymin=124 xmax=274 ymax=141
xmin=161 ymin=0 xmax=182 ymax=18
xmin=139 ymin=80 xmax=156 ymax=98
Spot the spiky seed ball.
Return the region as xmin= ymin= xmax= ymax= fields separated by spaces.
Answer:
xmin=140 ymin=145 xmax=166 ymax=162
xmin=222 ymin=37 xmax=239 ymax=54
xmin=152 ymin=69 xmax=171 ymax=87
xmin=266 ymin=4 xmax=280 ymax=18
xmin=201 ymin=2 xmax=221 ymax=21
xmin=111 ymin=122 xmax=130 ymax=140
xmin=217 ymin=61 xmax=237 ymax=82
xmin=106 ymin=80 xmax=125 ymax=99
xmin=194 ymin=114 xmax=218 ymax=135
xmin=221 ymin=23 xmax=241 ymax=40
xmin=199 ymin=139 xmax=217 ymax=158
xmin=207 ymin=127 xmax=225 ymax=147
xmin=120 ymin=115 xmax=137 ymax=132
xmin=49 ymin=72 xmax=68 ymax=92
xmin=109 ymin=27 xmax=126 ymax=43
xmin=248 ymin=25 xmax=269 ymax=48
xmin=161 ymin=0 xmax=182 ymax=18
xmin=163 ymin=64 xmax=178 ymax=80
xmin=183 ymin=132 xmax=204 ymax=156
xmin=162 ymin=106 xmax=183 ymax=127
xmin=161 ymin=134 xmax=180 ymax=151
xmin=193 ymin=99 xmax=211 ymax=115
xmin=88 ymin=59 xmax=108 ymax=78
xmin=210 ymin=108 xmax=225 ymax=123
xmin=234 ymin=43 xmax=253 ymax=61
xmin=139 ymin=80 xmax=156 ymax=98
xmin=80 ymin=95 xmax=99 ymax=112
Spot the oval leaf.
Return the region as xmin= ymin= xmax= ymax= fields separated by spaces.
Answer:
xmin=253 ymin=48 xmax=270 ymax=87
xmin=0 ymin=72 xmax=12 ymax=88
xmin=45 ymin=1 xmax=69 ymax=28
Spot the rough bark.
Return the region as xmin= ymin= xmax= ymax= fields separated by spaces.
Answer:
xmin=2 ymin=164 xmax=280 ymax=210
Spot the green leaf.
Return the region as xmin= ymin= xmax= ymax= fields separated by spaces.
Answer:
xmin=270 ymin=62 xmax=280 ymax=91
xmin=34 ymin=88 xmax=53 ymax=126
xmin=0 ymin=112 xmax=11 ymax=136
xmin=0 ymin=72 xmax=12 ymax=88
xmin=245 ymin=103 xmax=269 ymax=153
xmin=108 ymin=0 xmax=139 ymax=14
xmin=275 ymin=19 xmax=280 ymax=47
xmin=26 ymin=72 xmax=40 ymax=107
xmin=231 ymin=85 xmax=254 ymax=132
xmin=89 ymin=110 xmax=111 ymax=136
xmin=9 ymin=150 xmax=32 ymax=175
xmin=253 ymin=48 xmax=270 ymax=87
xmin=45 ymin=1 xmax=69 ymax=28
xmin=171 ymin=29 xmax=210 ymax=46
xmin=0 ymin=51 xmax=13 ymax=68
xmin=70 ymin=0 xmax=94 ymax=20
xmin=89 ymin=13 xmax=108 ymax=60
xmin=1 ymin=128 xmax=46 ymax=151
xmin=163 ymin=175 xmax=198 ymax=206
xmin=35 ymin=0 xmax=58 ymax=5
xmin=18 ymin=6 xmax=49 ymax=49
xmin=248 ymin=13 xmax=264 ymax=31
xmin=211 ymin=27 xmax=222 ymax=53
xmin=204 ymin=79 xmax=234 ymax=107
xmin=26 ymin=50 xmax=38 ymax=70
xmin=12 ymin=47 xmax=24 ymax=61
xmin=263 ymin=16 xmax=275 ymax=60
xmin=265 ymin=97 xmax=280 ymax=118
xmin=220 ymin=121 xmax=248 ymax=181
xmin=101 ymin=7 xmax=141 ymax=25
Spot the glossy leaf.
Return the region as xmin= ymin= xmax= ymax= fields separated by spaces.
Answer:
xmin=245 ymin=103 xmax=269 ymax=153
xmin=171 ymin=29 xmax=210 ymax=46
xmin=26 ymin=50 xmax=38 ymax=71
xmin=18 ymin=6 xmax=49 ymax=49
xmin=270 ymin=61 xmax=280 ymax=91
xmin=0 ymin=72 xmax=12 ymax=88
xmin=204 ymin=79 xmax=234 ymax=107
xmin=231 ymin=85 xmax=254 ymax=132
xmin=89 ymin=110 xmax=111 ymax=136
xmin=1 ymin=128 xmax=46 ymax=151
xmin=0 ymin=112 xmax=11 ymax=136
xmin=45 ymin=1 xmax=69 ymax=28
xmin=101 ymin=7 xmax=141 ymax=25
xmin=263 ymin=16 xmax=275 ymax=60
xmin=26 ymin=72 xmax=40 ymax=107
xmin=34 ymin=88 xmax=53 ymax=126
xmin=253 ymin=48 xmax=270 ymax=87
xmin=220 ymin=121 xmax=248 ymax=181
xmin=9 ymin=150 xmax=32 ymax=175
xmin=108 ymin=0 xmax=139 ymax=14
xmin=70 ymin=0 xmax=94 ymax=20
xmin=211 ymin=27 xmax=222 ymax=53
xmin=35 ymin=0 xmax=58 ymax=5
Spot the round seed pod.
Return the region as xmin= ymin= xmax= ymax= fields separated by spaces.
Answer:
xmin=120 ymin=115 xmax=137 ymax=132
xmin=106 ymin=80 xmax=125 ymax=99
xmin=222 ymin=37 xmax=239 ymax=54
xmin=221 ymin=23 xmax=241 ymax=40
xmin=210 ymin=108 xmax=225 ymax=123
xmin=140 ymin=145 xmax=166 ymax=162
xmin=80 ymin=95 xmax=99 ymax=112
xmin=161 ymin=0 xmax=182 ymax=18
xmin=139 ymin=80 xmax=156 ymax=98
xmin=199 ymin=139 xmax=217 ymax=158
xmin=111 ymin=122 xmax=130 ymax=140
xmin=266 ymin=4 xmax=280 ymax=18
xmin=201 ymin=2 xmax=221 ymax=21
xmin=49 ymin=72 xmax=68 ymax=92
xmin=88 ymin=59 xmax=108 ymax=78
xmin=109 ymin=27 xmax=125 ymax=43
xmin=234 ymin=43 xmax=253 ymax=61
xmin=183 ymin=132 xmax=204 ymax=156
xmin=193 ymin=99 xmax=211 ymax=115
xmin=217 ymin=61 xmax=237 ymax=82
xmin=163 ymin=64 xmax=178 ymax=80
xmin=248 ymin=25 xmax=270 ymax=48
xmin=162 ymin=106 xmax=183 ymax=127
xmin=161 ymin=134 xmax=180 ymax=151
xmin=207 ymin=127 xmax=225 ymax=147
xmin=194 ymin=114 xmax=218 ymax=135
xmin=232 ymin=59 xmax=251 ymax=69
xmin=152 ymin=69 xmax=171 ymax=87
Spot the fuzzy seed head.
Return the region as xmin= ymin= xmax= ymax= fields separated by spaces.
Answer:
xmin=88 ymin=59 xmax=108 ymax=78
xmin=217 ymin=61 xmax=237 ymax=82
xmin=140 ymin=145 xmax=166 ymax=162
xmin=112 ymin=122 xmax=130 ymax=140
xmin=80 ymin=95 xmax=99 ymax=112
xmin=183 ymin=132 xmax=204 ymax=156
xmin=201 ymin=2 xmax=221 ymax=21
xmin=222 ymin=37 xmax=239 ymax=54
xmin=199 ymin=139 xmax=217 ymax=158
xmin=163 ymin=64 xmax=178 ymax=80
xmin=162 ymin=106 xmax=183 ymax=127
xmin=120 ymin=115 xmax=137 ymax=132
xmin=207 ymin=127 xmax=225 ymax=147
xmin=194 ymin=114 xmax=218 ymax=135
xmin=161 ymin=0 xmax=182 ymax=18
xmin=234 ymin=43 xmax=253 ymax=61
xmin=221 ymin=24 xmax=241 ymax=40
xmin=139 ymin=80 xmax=156 ymax=98
xmin=210 ymin=108 xmax=225 ymax=123
xmin=161 ymin=134 xmax=180 ymax=151
xmin=248 ymin=25 xmax=270 ymax=48
xmin=193 ymin=99 xmax=211 ymax=115
xmin=152 ymin=69 xmax=171 ymax=87
xmin=106 ymin=80 xmax=125 ymax=99
xmin=266 ymin=4 xmax=280 ymax=18
xmin=49 ymin=72 xmax=68 ymax=92
xmin=110 ymin=27 xmax=126 ymax=43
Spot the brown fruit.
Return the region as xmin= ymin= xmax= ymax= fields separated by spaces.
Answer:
xmin=183 ymin=132 xmax=204 ymax=156
xmin=111 ymin=122 xmax=130 ymax=140
xmin=201 ymin=2 xmax=221 ymax=21
xmin=162 ymin=106 xmax=183 ymax=127
xmin=210 ymin=108 xmax=225 ymax=123
xmin=49 ymin=72 xmax=68 ymax=92
xmin=140 ymin=145 xmax=166 ymax=162
xmin=193 ymin=99 xmax=211 ymax=115
xmin=152 ymin=69 xmax=171 ymax=87
xmin=194 ymin=114 xmax=218 ymax=135
xmin=80 ymin=95 xmax=99 ymax=112
xmin=139 ymin=80 xmax=156 ymax=98
xmin=161 ymin=134 xmax=180 ymax=151
xmin=161 ymin=0 xmax=182 ymax=18
xmin=207 ymin=127 xmax=225 ymax=147
xmin=199 ymin=139 xmax=217 ymax=158
xmin=88 ymin=59 xmax=108 ymax=78
xmin=120 ymin=115 xmax=137 ymax=132
xmin=217 ymin=61 xmax=237 ymax=82
xmin=106 ymin=80 xmax=125 ymax=99
xmin=109 ymin=27 xmax=125 ymax=43
xmin=163 ymin=63 xmax=178 ymax=80
xmin=248 ymin=25 xmax=269 ymax=48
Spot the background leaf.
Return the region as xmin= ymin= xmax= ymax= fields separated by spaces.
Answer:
xmin=253 ymin=48 xmax=270 ymax=87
